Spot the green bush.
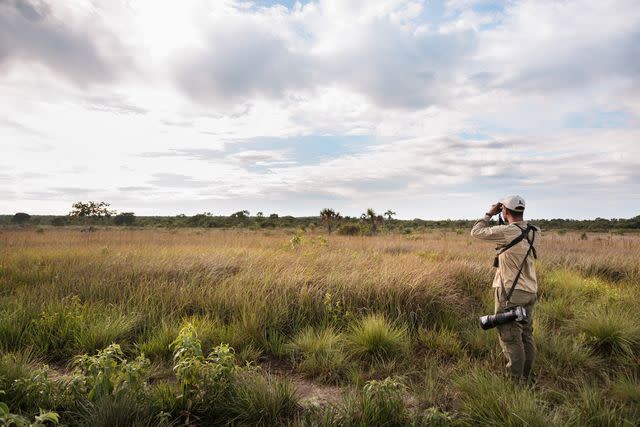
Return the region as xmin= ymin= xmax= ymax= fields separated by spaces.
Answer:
xmin=72 ymin=344 xmax=150 ymax=401
xmin=0 ymin=351 xmax=60 ymax=412
xmin=0 ymin=401 xmax=59 ymax=427
xmin=337 ymin=224 xmax=362 ymax=236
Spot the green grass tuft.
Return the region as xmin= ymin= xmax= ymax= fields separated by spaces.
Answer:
xmin=346 ymin=314 xmax=409 ymax=363
xmin=227 ymin=373 xmax=300 ymax=426
xmin=289 ymin=326 xmax=350 ymax=383
xmin=456 ymin=368 xmax=552 ymax=426
xmin=577 ymin=309 xmax=640 ymax=362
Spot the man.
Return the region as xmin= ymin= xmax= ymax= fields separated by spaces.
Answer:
xmin=471 ymin=195 xmax=540 ymax=382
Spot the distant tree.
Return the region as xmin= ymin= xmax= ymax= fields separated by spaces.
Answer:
xmin=69 ymin=201 xmax=115 ymax=218
xmin=363 ymin=208 xmax=380 ymax=235
xmin=12 ymin=212 xmax=31 ymax=224
xmin=230 ymin=210 xmax=250 ymax=219
xmin=337 ymin=223 xmax=361 ymax=236
xmin=256 ymin=211 xmax=264 ymax=218
xmin=113 ymin=212 xmax=136 ymax=226
xmin=384 ymin=210 xmax=396 ymax=221
xmin=51 ymin=217 xmax=67 ymax=227
xmin=269 ymin=213 xmax=279 ymax=219
xmin=319 ymin=208 xmax=341 ymax=233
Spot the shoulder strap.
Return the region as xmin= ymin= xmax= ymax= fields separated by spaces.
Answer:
xmin=493 ymin=224 xmax=529 ymax=266
xmin=501 ymin=226 xmax=537 ymax=303
xmin=495 ymin=225 xmax=527 ymax=257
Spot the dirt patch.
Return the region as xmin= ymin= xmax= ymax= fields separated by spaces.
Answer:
xmin=261 ymin=359 xmax=345 ymax=407
xmin=290 ymin=377 xmax=344 ymax=407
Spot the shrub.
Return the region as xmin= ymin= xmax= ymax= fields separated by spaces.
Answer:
xmin=113 ymin=212 xmax=136 ymax=226
xmin=346 ymin=314 xmax=409 ymax=363
xmin=51 ymin=217 xmax=67 ymax=226
xmin=11 ymin=212 xmax=31 ymax=224
xmin=0 ymin=401 xmax=59 ymax=427
xmin=72 ymin=344 xmax=150 ymax=401
xmin=170 ymin=324 xmax=237 ymax=407
xmin=337 ymin=224 xmax=362 ymax=236
xmin=0 ymin=351 xmax=61 ymax=412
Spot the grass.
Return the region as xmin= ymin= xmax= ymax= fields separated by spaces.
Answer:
xmin=577 ymin=308 xmax=640 ymax=362
xmin=1 ymin=227 xmax=639 ymax=425
xmin=456 ymin=368 xmax=552 ymax=426
xmin=346 ymin=314 xmax=409 ymax=363
xmin=289 ymin=326 xmax=350 ymax=383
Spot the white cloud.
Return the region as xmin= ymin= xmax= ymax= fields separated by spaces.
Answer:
xmin=0 ymin=0 xmax=638 ymax=218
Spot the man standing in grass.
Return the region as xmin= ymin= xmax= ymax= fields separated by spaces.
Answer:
xmin=471 ymin=195 xmax=540 ymax=382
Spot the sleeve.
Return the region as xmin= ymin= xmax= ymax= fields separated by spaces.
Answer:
xmin=470 ymin=216 xmax=511 ymax=245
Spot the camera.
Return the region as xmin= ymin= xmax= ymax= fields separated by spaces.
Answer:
xmin=479 ymin=306 xmax=528 ymax=330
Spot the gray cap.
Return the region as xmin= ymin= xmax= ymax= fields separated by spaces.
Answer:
xmin=501 ymin=195 xmax=525 ymax=211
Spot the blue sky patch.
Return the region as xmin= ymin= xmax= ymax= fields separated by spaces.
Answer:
xmin=564 ymin=109 xmax=634 ymax=129
xmin=228 ymin=134 xmax=376 ymax=168
xmin=250 ymin=0 xmax=310 ymax=9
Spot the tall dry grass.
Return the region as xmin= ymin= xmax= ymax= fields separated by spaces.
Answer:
xmin=1 ymin=227 xmax=639 ymax=425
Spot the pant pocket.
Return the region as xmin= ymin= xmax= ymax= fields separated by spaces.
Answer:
xmin=497 ymin=323 xmax=516 ymax=342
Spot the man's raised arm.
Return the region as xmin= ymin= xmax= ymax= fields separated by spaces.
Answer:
xmin=470 ymin=203 xmax=510 ymax=245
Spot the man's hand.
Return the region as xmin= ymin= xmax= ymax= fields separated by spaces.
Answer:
xmin=486 ymin=203 xmax=503 ymax=216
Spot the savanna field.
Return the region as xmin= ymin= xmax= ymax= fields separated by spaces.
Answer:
xmin=1 ymin=227 xmax=639 ymax=426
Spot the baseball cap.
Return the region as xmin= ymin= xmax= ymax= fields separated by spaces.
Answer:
xmin=501 ymin=195 xmax=526 ymax=211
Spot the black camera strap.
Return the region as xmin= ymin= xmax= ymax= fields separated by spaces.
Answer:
xmin=498 ymin=224 xmax=537 ymax=304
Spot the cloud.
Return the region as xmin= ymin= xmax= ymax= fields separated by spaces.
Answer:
xmin=0 ymin=117 xmax=46 ymax=138
xmin=0 ymin=0 xmax=130 ymax=85
xmin=82 ymin=94 xmax=147 ymax=115
xmin=173 ymin=11 xmax=312 ymax=106
xmin=171 ymin=0 xmax=476 ymax=109
xmin=140 ymin=148 xmax=225 ymax=161
xmin=1 ymin=0 xmax=638 ymax=218
xmin=474 ymin=0 xmax=640 ymax=94
xmin=148 ymin=173 xmax=212 ymax=188
xmin=227 ymin=149 xmax=293 ymax=166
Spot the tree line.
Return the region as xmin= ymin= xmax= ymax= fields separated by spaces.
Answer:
xmin=3 ymin=201 xmax=640 ymax=232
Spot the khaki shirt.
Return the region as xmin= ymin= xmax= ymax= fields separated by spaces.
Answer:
xmin=471 ymin=217 xmax=540 ymax=294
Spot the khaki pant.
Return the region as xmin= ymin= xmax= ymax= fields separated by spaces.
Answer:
xmin=494 ymin=288 xmax=537 ymax=380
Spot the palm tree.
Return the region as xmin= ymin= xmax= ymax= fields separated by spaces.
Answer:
xmin=320 ymin=208 xmax=341 ymax=233
xmin=365 ymin=208 xmax=379 ymax=235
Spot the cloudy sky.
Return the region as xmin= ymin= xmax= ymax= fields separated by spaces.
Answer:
xmin=1 ymin=0 xmax=639 ymax=219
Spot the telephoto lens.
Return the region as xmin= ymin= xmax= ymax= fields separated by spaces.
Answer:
xmin=479 ymin=306 xmax=527 ymax=330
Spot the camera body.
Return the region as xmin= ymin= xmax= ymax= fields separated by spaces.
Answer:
xmin=479 ymin=305 xmax=528 ymax=330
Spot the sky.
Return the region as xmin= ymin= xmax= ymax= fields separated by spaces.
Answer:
xmin=1 ymin=0 xmax=639 ymax=219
